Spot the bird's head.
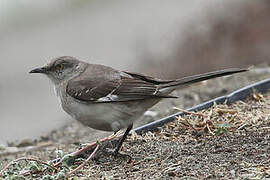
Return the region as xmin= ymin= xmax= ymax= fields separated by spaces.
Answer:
xmin=30 ymin=56 xmax=85 ymax=84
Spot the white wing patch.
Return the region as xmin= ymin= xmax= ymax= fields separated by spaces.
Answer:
xmin=97 ymin=94 xmax=119 ymax=102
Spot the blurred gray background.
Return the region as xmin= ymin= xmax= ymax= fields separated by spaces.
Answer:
xmin=0 ymin=0 xmax=269 ymax=144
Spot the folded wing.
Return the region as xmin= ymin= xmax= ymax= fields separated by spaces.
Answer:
xmin=66 ymin=71 xmax=175 ymax=103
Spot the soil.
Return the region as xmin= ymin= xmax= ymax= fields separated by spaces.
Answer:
xmin=0 ymin=67 xmax=270 ymax=179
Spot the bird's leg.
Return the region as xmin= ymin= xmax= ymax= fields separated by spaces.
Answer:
xmin=114 ymin=124 xmax=133 ymax=156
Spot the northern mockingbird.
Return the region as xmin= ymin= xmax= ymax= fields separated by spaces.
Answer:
xmin=30 ymin=56 xmax=247 ymax=155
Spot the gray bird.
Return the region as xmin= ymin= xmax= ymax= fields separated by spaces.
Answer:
xmin=30 ymin=56 xmax=247 ymax=154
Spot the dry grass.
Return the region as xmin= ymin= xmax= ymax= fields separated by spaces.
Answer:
xmin=1 ymin=90 xmax=270 ymax=179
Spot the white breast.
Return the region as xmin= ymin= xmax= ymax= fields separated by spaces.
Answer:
xmin=53 ymin=85 xmax=63 ymax=107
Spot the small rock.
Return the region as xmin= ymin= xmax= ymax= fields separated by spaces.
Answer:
xmin=168 ymin=171 xmax=177 ymax=177
xmin=144 ymin=110 xmax=158 ymax=117
xmin=5 ymin=146 xmax=18 ymax=153
xmin=16 ymin=139 xmax=35 ymax=147
xmin=0 ymin=144 xmax=6 ymax=151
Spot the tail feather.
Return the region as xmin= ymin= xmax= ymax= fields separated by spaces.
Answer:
xmin=160 ymin=68 xmax=248 ymax=89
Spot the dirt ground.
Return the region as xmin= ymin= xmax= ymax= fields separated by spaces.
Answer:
xmin=1 ymin=67 xmax=270 ymax=179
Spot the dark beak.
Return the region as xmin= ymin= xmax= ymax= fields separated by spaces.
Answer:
xmin=29 ymin=66 xmax=48 ymax=74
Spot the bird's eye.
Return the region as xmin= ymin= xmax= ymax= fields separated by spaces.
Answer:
xmin=56 ymin=64 xmax=64 ymax=72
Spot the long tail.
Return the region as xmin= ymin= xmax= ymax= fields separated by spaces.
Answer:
xmin=160 ymin=68 xmax=248 ymax=89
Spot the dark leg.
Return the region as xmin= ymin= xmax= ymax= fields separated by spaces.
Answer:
xmin=114 ymin=124 xmax=133 ymax=155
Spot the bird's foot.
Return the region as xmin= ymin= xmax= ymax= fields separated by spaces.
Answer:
xmin=103 ymin=148 xmax=132 ymax=161
xmin=113 ymin=151 xmax=132 ymax=161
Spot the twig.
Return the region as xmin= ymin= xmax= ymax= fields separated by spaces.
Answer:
xmin=177 ymin=116 xmax=195 ymax=129
xmin=237 ymin=123 xmax=247 ymax=130
xmin=258 ymin=127 xmax=270 ymax=130
xmin=174 ymin=107 xmax=208 ymax=117
xmin=206 ymin=123 xmax=215 ymax=135
xmin=67 ymin=144 xmax=100 ymax=177
xmin=177 ymin=116 xmax=205 ymax=131
xmin=72 ymin=132 xmax=120 ymax=157
xmin=216 ymin=108 xmax=237 ymax=115
xmin=54 ymin=132 xmax=121 ymax=167
xmin=0 ymin=157 xmax=57 ymax=176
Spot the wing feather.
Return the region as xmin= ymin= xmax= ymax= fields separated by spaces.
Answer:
xmin=66 ymin=71 xmax=175 ymax=103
